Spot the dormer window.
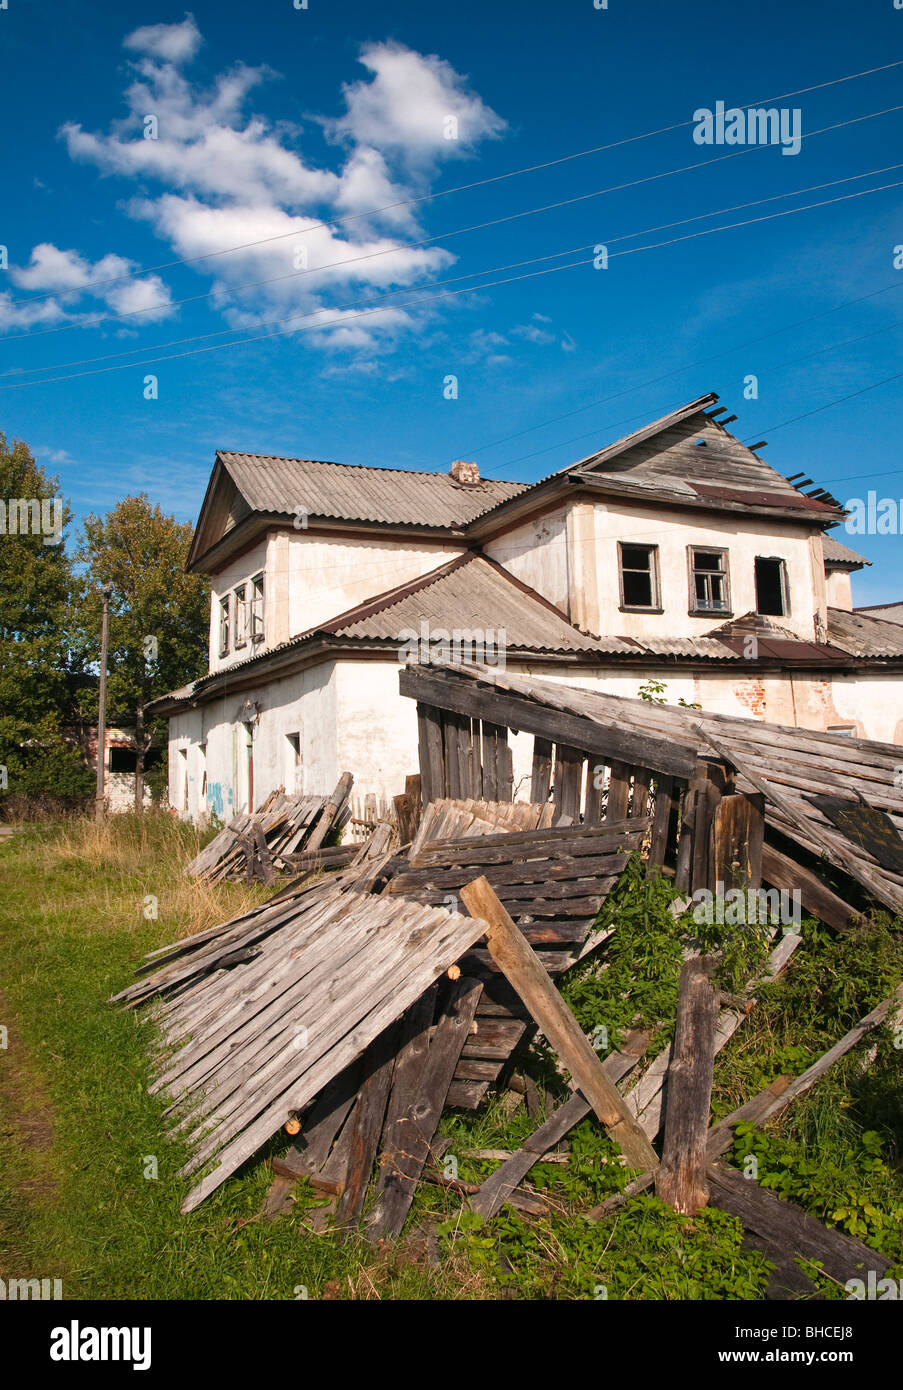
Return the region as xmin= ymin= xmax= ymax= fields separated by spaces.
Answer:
xmin=689 ymin=547 xmax=730 ymax=614
xmin=618 ymin=542 xmax=661 ymax=611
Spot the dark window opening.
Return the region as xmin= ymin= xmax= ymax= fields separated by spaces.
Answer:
xmin=755 ymin=556 xmax=788 ymax=617
xmin=689 ymin=547 xmax=730 ymax=613
xmin=619 ymin=543 xmax=660 ymax=609
xmin=109 ymin=747 xmax=162 ymax=773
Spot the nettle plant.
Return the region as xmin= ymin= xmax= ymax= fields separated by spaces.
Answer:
xmin=731 ymin=1122 xmax=903 ymax=1256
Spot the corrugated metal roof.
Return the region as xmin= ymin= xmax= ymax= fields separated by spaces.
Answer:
xmin=217 ymin=451 xmax=526 ymax=529
xmin=823 ymin=535 xmax=870 ymax=568
xmin=855 ymin=601 xmax=903 ymax=625
xmin=319 ymin=553 xmax=610 ymax=652
xmin=827 ymin=606 xmax=903 ymax=657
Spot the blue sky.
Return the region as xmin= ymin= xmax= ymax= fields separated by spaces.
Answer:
xmin=1 ymin=0 xmax=902 ymax=603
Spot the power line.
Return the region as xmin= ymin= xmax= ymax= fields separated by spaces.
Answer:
xmin=11 ymin=58 xmax=903 ymax=309
xmin=487 ymin=319 xmax=903 ymax=473
xmin=7 ymin=177 xmax=900 ymax=391
xmin=461 ymin=278 xmax=903 ymax=468
xmin=742 ymin=370 xmax=903 ymax=439
xmin=8 ymin=153 xmax=903 ymax=347
xmin=11 ymin=164 xmax=903 ymax=378
xmin=4 ymin=176 xmax=902 ymax=392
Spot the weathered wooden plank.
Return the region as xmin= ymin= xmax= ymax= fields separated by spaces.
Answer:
xmin=691 ymin=766 xmax=723 ymax=895
xmin=333 ymin=1023 xmax=401 ymax=1230
xmin=706 ymin=1165 xmax=891 ymax=1284
xmin=366 ymin=977 xmax=483 ymax=1241
xmin=655 ymin=956 xmax=719 ymax=1214
xmin=605 ymin=761 xmax=631 ymax=823
xmin=398 ymin=667 xmax=698 ymax=779
xmin=554 ymin=745 xmax=584 ymax=825
xmin=761 ymin=841 xmax=859 ymax=933
xmin=459 ymin=878 xmax=659 ymax=1171
xmin=412 ymin=820 xmax=648 ymax=863
xmin=713 ymin=791 xmax=764 ymax=891
xmin=480 ymin=723 xmax=500 ymax=801
xmin=648 ymin=775 xmax=677 ymax=868
xmin=530 ymin=736 xmax=553 ymax=805
xmin=630 ymin=766 xmax=652 ymax=820
xmin=417 ymin=703 xmax=445 ymax=805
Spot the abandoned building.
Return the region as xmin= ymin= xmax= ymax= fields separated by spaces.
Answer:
xmin=149 ymin=391 xmax=903 ymax=822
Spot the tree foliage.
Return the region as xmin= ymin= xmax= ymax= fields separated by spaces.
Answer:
xmin=0 ymin=435 xmax=92 ymax=805
xmin=77 ymin=495 xmax=210 ymax=805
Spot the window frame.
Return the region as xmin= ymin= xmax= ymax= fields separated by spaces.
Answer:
xmin=687 ymin=545 xmax=732 ymax=617
xmin=617 ymin=541 xmax=662 ymax=613
xmin=754 ymin=555 xmax=791 ymax=618
xmin=233 ymin=583 xmax=248 ymax=649
xmin=249 ymin=572 xmax=265 ymax=644
xmin=218 ymin=595 xmax=230 ymax=657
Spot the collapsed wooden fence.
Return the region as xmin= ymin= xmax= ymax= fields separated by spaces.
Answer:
xmin=115 ymin=661 xmax=903 ymax=1294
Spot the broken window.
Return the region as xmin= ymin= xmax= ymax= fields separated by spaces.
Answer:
xmin=689 ymin=547 xmax=730 ymax=613
xmin=249 ymin=573 xmax=265 ymax=643
xmin=218 ymin=596 xmax=230 ymax=657
xmin=234 ymin=584 xmax=247 ymax=648
xmin=618 ymin=543 xmax=660 ymax=610
xmin=754 ymin=556 xmax=789 ymax=617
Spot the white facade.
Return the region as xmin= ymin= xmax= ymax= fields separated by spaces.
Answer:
xmin=166 ymin=653 xmax=903 ymax=823
xmin=162 ymin=409 xmax=901 ymax=823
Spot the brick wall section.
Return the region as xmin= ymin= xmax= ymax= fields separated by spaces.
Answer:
xmin=735 ymin=679 xmax=767 ymax=719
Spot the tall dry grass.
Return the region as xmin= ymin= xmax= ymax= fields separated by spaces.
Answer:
xmin=19 ymin=810 xmax=269 ymax=940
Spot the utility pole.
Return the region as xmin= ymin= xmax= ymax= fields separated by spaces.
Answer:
xmin=95 ymin=588 xmax=111 ymax=822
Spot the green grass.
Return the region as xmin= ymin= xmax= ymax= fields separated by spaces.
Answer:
xmin=1 ymin=822 xmax=900 ymax=1300
xmin=0 ymin=815 xmax=482 ymax=1300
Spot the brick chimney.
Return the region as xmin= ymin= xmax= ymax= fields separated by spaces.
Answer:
xmin=449 ymin=459 xmax=481 ymax=485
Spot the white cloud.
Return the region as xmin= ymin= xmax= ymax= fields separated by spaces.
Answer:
xmin=7 ymin=243 xmax=174 ymax=326
xmin=328 ymin=41 xmax=506 ymax=164
xmin=34 ymin=445 xmax=72 ymax=464
xmin=124 ymin=14 xmax=202 ymax=66
xmin=50 ymin=30 xmax=506 ymax=351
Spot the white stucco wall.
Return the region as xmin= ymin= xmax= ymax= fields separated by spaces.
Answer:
xmin=281 ymin=531 xmax=464 ymax=639
xmin=168 ymin=657 xmax=903 ymax=822
xmin=485 ymin=506 xmax=569 ymax=614
xmin=484 ymin=499 xmax=823 ymax=642
xmin=208 ymin=537 xmax=269 ymax=675
xmin=167 ymin=660 xmax=340 ymax=821
xmin=826 ymin=569 xmax=853 ymax=610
